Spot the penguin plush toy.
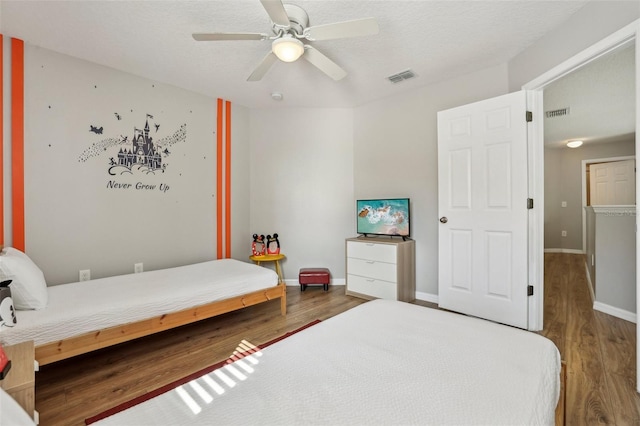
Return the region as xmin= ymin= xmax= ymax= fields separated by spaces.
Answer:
xmin=0 ymin=280 xmax=16 ymax=328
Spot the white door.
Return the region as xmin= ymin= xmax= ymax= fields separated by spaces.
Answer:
xmin=437 ymin=91 xmax=529 ymax=329
xmin=590 ymin=159 xmax=636 ymax=205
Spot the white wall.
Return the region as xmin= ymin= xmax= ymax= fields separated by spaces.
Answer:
xmin=593 ymin=207 xmax=636 ymax=316
xmin=230 ymin=104 xmax=252 ymax=261
xmin=508 ymin=1 xmax=640 ymax=91
xmin=249 ymin=108 xmax=353 ymax=283
xmin=2 ymin=37 xmax=11 ymax=246
xmin=21 ymin=45 xmax=249 ymax=285
xmin=9 ymin=0 xmax=637 ymax=298
xmin=354 ymin=64 xmax=510 ymax=299
xmin=544 ymin=139 xmax=635 ymax=250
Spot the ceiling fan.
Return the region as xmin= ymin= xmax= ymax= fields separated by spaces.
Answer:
xmin=192 ymin=0 xmax=379 ymax=82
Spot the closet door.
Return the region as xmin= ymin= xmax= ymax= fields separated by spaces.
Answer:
xmin=590 ymin=159 xmax=635 ymax=205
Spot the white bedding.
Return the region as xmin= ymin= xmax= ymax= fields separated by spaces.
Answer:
xmin=95 ymin=299 xmax=561 ymax=425
xmin=0 ymin=259 xmax=278 ymax=347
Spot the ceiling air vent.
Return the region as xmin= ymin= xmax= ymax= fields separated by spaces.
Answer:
xmin=387 ymin=69 xmax=416 ymax=83
xmin=545 ymin=107 xmax=570 ymax=118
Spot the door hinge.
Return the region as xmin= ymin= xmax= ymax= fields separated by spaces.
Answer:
xmin=527 ymin=198 xmax=534 ymax=209
xmin=528 ymin=285 xmax=534 ymax=296
xmin=526 ymin=111 xmax=533 ymax=122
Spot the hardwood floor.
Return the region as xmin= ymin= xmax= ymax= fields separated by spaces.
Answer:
xmin=541 ymin=253 xmax=640 ymax=425
xmin=35 ymin=286 xmax=369 ymax=425
xmin=35 ymin=254 xmax=639 ymax=425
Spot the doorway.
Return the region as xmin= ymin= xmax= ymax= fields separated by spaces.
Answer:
xmin=542 ymin=42 xmax=635 ymax=257
xmin=541 ymin=42 xmax=636 ymax=319
xmin=524 ymin=21 xmax=640 ymax=391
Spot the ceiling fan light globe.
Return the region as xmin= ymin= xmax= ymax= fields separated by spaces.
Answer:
xmin=272 ymin=37 xmax=304 ymax=62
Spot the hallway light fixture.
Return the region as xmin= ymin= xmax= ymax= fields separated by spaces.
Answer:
xmin=566 ymin=140 xmax=583 ymax=148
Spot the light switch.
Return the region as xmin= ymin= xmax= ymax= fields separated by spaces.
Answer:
xmin=561 ymin=201 xmax=567 ymax=207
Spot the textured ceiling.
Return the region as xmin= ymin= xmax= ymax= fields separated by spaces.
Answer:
xmin=0 ymin=0 xmax=591 ymax=109
xmin=544 ymin=42 xmax=636 ymax=148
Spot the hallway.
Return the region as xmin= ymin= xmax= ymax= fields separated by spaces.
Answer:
xmin=542 ymin=253 xmax=639 ymax=424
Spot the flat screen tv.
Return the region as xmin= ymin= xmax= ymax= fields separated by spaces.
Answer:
xmin=356 ymin=198 xmax=410 ymax=238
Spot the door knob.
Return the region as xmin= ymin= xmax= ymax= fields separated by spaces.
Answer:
xmin=439 ymin=217 xmax=448 ymax=223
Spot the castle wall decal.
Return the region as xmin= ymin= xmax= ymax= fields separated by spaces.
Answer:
xmin=114 ymin=118 xmax=164 ymax=172
xmin=78 ymin=113 xmax=187 ymax=178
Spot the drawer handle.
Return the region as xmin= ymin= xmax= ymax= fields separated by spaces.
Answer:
xmin=366 ymin=243 xmax=374 ymax=246
xmin=366 ymin=279 xmax=375 ymax=283
xmin=365 ymin=261 xmax=375 ymax=264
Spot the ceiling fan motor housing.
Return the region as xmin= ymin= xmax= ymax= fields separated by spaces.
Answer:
xmin=273 ymin=4 xmax=309 ymax=35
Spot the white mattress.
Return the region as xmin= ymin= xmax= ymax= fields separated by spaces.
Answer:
xmin=95 ymin=299 xmax=561 ymax=425
xmin=0 ymin=259 xmax=278 ymax=347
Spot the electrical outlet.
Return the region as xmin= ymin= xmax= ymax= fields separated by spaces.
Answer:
xmin=561 ymin=230 xmax=567 ymax=237
xmin=561 ymin=201 xmax=567 ymax=207
xmin=134 ymin=263 xmax=143 ymax=274
xmin=79 ymin=269 xmax=90 ymax=282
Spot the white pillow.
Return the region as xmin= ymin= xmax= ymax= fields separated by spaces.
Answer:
xmin=0 ymin=387 xmax=36 ymax=426
xmin=0 ymin=247 xmax=48 ymax=310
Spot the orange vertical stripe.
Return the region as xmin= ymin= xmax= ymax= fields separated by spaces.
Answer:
xmin=11 ymin=38 xmax=24 ymax=252
xmin=216 ymin=98 xmax=223 ymax=259
xmin=224 ymin=101 xmax=231 ymax=259
xmin=0 ymin=35 xmax=4 ymax=246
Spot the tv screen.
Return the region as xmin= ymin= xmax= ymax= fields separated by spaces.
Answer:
xmin=356 ymin=198 xmax=410 ymax=237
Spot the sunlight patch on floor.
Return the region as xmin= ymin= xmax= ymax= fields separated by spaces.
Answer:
xmin=174 ymin=339 xmax=264 ymax=415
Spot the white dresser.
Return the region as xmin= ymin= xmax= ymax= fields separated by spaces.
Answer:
xmin=345 ymin=237 xmax=415 ymax=301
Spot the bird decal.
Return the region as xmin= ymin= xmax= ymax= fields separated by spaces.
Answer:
xmin=90 ymin=125 xmax=103 ymax=134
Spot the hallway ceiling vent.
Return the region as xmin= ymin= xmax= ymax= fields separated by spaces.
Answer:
xmin=387 ymin=69 xmax=416 ymax=83
xmin=545 ymin=107 xmax=570 ymax=118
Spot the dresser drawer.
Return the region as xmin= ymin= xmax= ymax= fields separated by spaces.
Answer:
xmin=347 ymin=274 xmax=396 ymax=300
xmin=347 ymin=241 xmax=397 ymax=263
xmin=347 ymin=258 xmax=397 ymax=282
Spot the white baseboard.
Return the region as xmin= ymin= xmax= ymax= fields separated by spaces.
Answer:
xmin=593 ymin=301 xmax=636 ymax=323
xmin=415 ymin=291 xmax=438 ymax=304
xmin=544 ymin=248 xmax=585 ymax=254
xmin=288 ymin=282 xmax=439 ymax=305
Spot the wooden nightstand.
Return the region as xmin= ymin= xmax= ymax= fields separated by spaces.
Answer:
xmin=1 ymin=340 xmax=35 ymax=418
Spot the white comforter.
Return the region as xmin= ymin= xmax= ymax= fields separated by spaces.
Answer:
xmin=96 ymin=299 xmax=561 ymax=425
xmin=0 ymin=259 xmax=278 ymax=346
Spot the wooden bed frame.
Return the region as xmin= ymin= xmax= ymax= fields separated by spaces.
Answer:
xmin=35 ymin=283 xmax=287 ymax=366
xmin=555 ymin=360 xmax=567 ymax=426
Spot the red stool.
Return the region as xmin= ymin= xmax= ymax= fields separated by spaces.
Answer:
xmin=299 ymin=268 xmax=330 ymax=292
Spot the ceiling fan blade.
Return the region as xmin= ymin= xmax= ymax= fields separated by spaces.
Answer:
xmin=302 ymin=46 xmax=347 ymax=81
xmin=303 ymin=17 xmax=378 ymax=41
xmin=260 ymin=0 xmax=290 ymax=28
xmin=247 ymin=52 xmax=278 ymax=81
xmin=193 ymin=33 xmax=268 ymax=41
